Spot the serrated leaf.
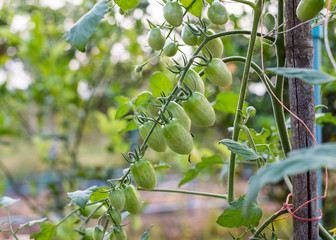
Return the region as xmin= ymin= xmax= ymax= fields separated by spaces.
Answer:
xmin=0 ymin=196 xmax=20 ymax=207
xmin=219 ymin=139 xmax=260 ymax=160
xmin=115 ymin=0 xmax=139 ymax=11
xmin=178 ymin=169 xmax=199 ymax=187
xmin=119 ymin=119 xmax=138 ymax=133
xmin=67 ymin=186 xmax=98 ymax=208
xmin=30 ymin=222 xmax=56 ymax=240
xmin=179 ymin=0 xmax=203 ymax=18
xmin=316 ymin=112 xmax=336 ymax=126
xmin=19 ymin=218 xmax=47 ymax=228
xmin=63 ymin=0 xmax=108 ymax=52
xmin=266 ymin=67 xmax=336 ymax=85
xmin=239 ymin=128 xmax=271 ymax=144
xmin=140 ymin=224 xmax=154 ymax=240
xmin=115 ymin=103 xmax=130 ymax=119
xmin=133 ymin=91 xmax=152 ymax=107
xmin=244 ymin=143 xmax=336 ymax=215
xmin=214 ymin=92 xmax=248 ymax=114
xmin=115 ymin=96 xmax=129 ymax=103
xmin=90 ymin=187 xmax=109 ymax=202
xmin=150 ymin=72 xmax=173 ymax=97
xmin=217 ymin=196 xmax=262 ymax=228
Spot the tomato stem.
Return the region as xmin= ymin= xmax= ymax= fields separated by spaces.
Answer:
xmin=138 ymin=188 xmax=227 ymax=199
xmin=227 ymin=0 xmax=262 ymax=204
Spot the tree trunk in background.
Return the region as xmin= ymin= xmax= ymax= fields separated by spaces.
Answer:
xmin=285 ymin=0 xmax=319 ymax=239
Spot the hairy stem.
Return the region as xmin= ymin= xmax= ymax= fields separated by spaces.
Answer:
xmin=138 ymin=188 xmax=227 ymax=199
xmin=228 ymin=0 xmax=262 ymax=203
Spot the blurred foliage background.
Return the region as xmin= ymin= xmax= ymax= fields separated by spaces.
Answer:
xmin=0 ymin=0 xmax=336 ymax=239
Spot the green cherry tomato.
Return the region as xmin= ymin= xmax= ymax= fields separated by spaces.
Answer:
xmin=108 ymin=207 xmax=122 ymax=226
xmin=201 ymin=29 xmax=223 ymax=58
xmin=167 ymin=101 xmax=191 ymax=130
xmin=207 ymin=2 xmax=229 ymax=25
xmin=177 ymin=69 xmax=205 ymax=94
xmin=84 ymin=227 xmax=95 ymax=240
xmin=139 ymin=121 xmax=167 ymax=152
xmin=113 ymin=226 xmax=127 ymax=240
xmin=108 ymin=188 xmax=125 ymax=211
xmin=80 ymin=202 xmax=107 ymax=219
xmin=122 ymin=185 xmax=142 ymax=214
xmin=148 ymin=27 xmax=165 ymax=51
xmin=163 ymin=1 xmax=183 ymax=27
xmin=182 ymin=24 xmax=198 ymax=46
xmin=130 ymin=158 xmax=157 ymax=190
xmin=93 ymin=225 xmax=104 ymax=240
xmin=163 ymin=41 xmax=179 ymax=57
xmin=204 ymin=58 xmax=232 ymax=87
xmin=296 ymin=0 xmax=324 ymax=21
xmin=182 ymin=92 xmax=216 ymax=127
xmin=163 ymin=118 xmax=193 ymax=155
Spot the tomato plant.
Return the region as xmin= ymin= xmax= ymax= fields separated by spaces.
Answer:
xmin=2 ymin=0 xmax=336 ymax=239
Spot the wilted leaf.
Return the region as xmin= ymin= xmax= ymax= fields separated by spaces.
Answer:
xmin=0 ymin=197 xmax=20 ymax=207
xmin=19 ymin=218 xmax=47 ymax=228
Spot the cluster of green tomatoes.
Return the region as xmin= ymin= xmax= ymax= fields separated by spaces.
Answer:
xmin=81 ymin=1 xmax=234 ymax=239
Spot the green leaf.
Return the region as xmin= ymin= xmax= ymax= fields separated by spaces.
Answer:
xmin=67 ymin=186 xmax=98 ymax=208
xmin=150 ymin=72 xmax=173 ymax=97
xmin=19 ymin=218 xmax=47 ymax=228
xmin=179 ymin=0 xmax=203 ymax=18
xmin=0 ymin=196 xmax=20 ymax=207
xmin=219 ymin=139 xmax=260 ymax=160
xmin=140 ymin=224 xmax=154 ymax=240
xmin=214 ymin=92 xmax=248 ymax=114
xmin=196 ymin=155 xmax=223 ymax=169
xmin=115 ymin=96 xmax=129 ymax=103
xmin=178 ymin=169 xmax=199 ymax=187
xmin=316 ymin=112 xmax=336 ymax=126
xmin=90 ymin=187 xmax=109 ymax=202
xmin=244 ymin=143 xmax=336 ymax=215
xmin=217 ymin=196 xmax=262 ymax=228
xmin=115 ymin=0 xmax=139 ymax=11
xmin=133 ymin=91 xmax=152 ymax=107
xmin=63 ymin=0 xmax=108 ymax=52
xmin=119 ymin=119 xmax=138 ymax=133
xmin=239 ymin=128 xmax=271 ymax=144
xmin=115 ymin=103 xmax=130 ymax=119
xmin=266 ymin=67 xmax=336 ymax=85
xmin=206 ymin=0 xmax=214 ymax=4
xmin=30 ymin=222 xmax=56 ymax=240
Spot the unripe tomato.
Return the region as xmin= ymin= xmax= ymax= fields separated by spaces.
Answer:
xmin=167 ymin=101 xmax=191 ymax=130
xmin=177 ymin=69 xmax=205 ymax=94
xmin=108 ymin=188 xmax=125 ymax=211
xmin=296 ymin=0 xmax=324 ymax=21
xmin=204 ymin=58 xmax=232 ymax=87
xmin=182 ymin=24 xmax=198 ymax=46
xmin=122 ymin=185 xmax=142 ymax=214
xmin=182 ymin=92 xmax=216 ymax=127
xmin=201 ymin=29 xmax=223 ymax=58
xmin=163 ymin=41 xmax=179 ymax=57
xmin=84 ymin=227 xmax=95 ymax=240
xmin=148 ymin=27 xmax=165 ymax=51
xmin=139 ymin=121 xmax=167 ymax=152
xmin=207 ymin=2 xmax=229 ymax=25
xmin=163 ymin=118 xmax=193 ymax=155
xmin=130 ymin=158 xmax=157 ymax=190
xmin=93 ymin=225 xmax=104 ymax=240
xmin=108 ymin=207 xmax=122 ymax=226
xmin=113 ymin=226 xmax=127 ymax=240
xmin=80 ymin=202 xmax=107 ymax=219
xmin=163 ymin=1 xmax=183 ymax=27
